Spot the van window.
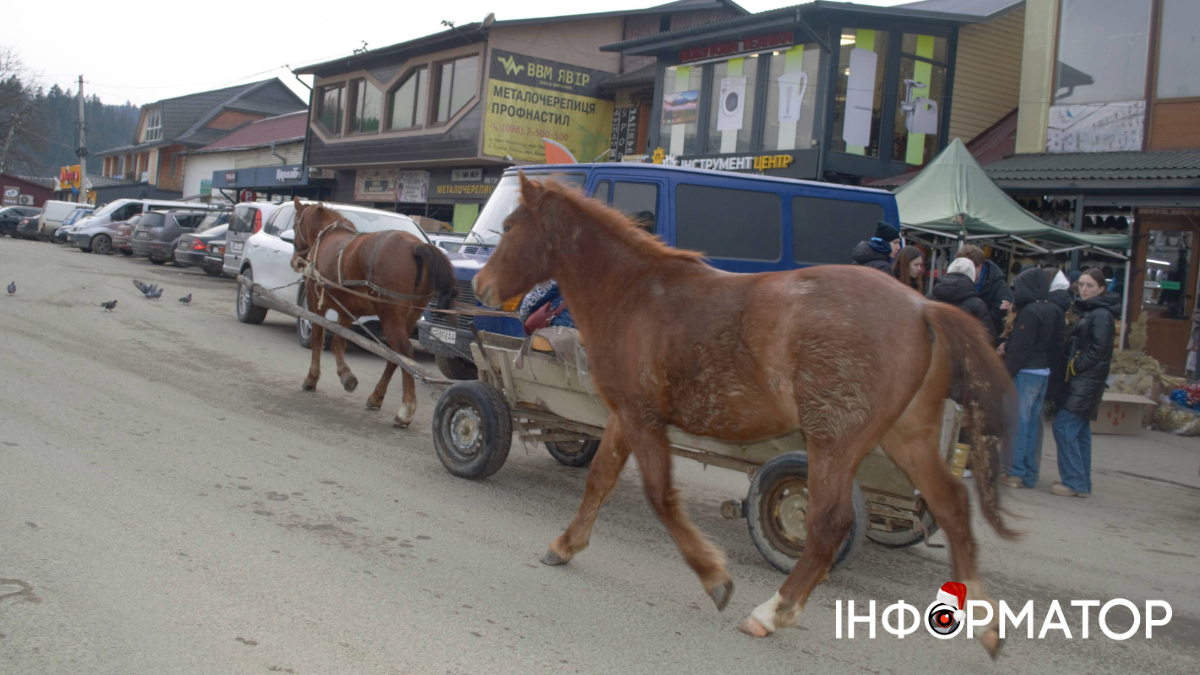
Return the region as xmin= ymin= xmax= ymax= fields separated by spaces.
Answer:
xmin=592 ymin=180 xmax=610 ymax=204
xmin=791 ymin=196 xmax=884 ymax=265
xmin=232 ymin=206 xmax=256 ymax=234
xmin=265 ymin=206 xmax=294 ymax=237
xmin=611 ymin=182 xmax=658 ymax=233
xmin=675 ymin=184 xmax=782 ymax=261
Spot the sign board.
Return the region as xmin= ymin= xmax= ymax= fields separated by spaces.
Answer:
xmin=213 ymin=165 xmax=312 ymax=189
xmin=451 ymin=168 xmax=482 ymax=182
xmin=680 ymin=31 xmax=792 ymax=63
xmin=429 ymin=167 xmax=502 ymax=202
xmin=484 ymin=49 xmax=615 ymax=164
xmin=199 ymin=179 xmax=212 ymax=196
xmin=239 ymin=189 xmax=257 ymax=203
xmin=3 ymin=187 xmax=18 ymax=205
xmin=609 ymin=107 xmax=640 ymax=161
xmin=353 ymin=168 xmax=429 ymax=203
xmin=59 ymin=164 xmax=82 ymax=191
xmin=224 ymin=171 xmax=238 ymax=183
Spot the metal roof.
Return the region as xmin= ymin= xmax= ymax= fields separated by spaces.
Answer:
xmin=601 ymin=0 xmax=994 ymax=54
xmin=985 ymin=150 xmax=1200 ymax=182
xmin=194 ymin=111 xmax=307 ymax=153
xmin=894 ymin=0 xmax=1023 ymax=20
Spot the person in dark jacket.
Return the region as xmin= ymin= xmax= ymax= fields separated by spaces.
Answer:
xmin=1051 ymin=269 xmax=1119 ymax=498
xmin=955 ymin=245 xmax=1014 ymax=332
xmin=929 ymin=258 xmax=995 ymax=337
xmin=1001 ymin=267 xmax=1065 ymax=489
xmin=1047 ymin=269 xmax=1072 ymax=313
xmin=852 ymin=221 xmax=901 ymax=273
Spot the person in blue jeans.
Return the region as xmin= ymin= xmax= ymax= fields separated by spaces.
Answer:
xmin=999 ymin=267 xmax=1064 ymax=489
xmin=1052 ymin=269 xmax=1119 ymax=498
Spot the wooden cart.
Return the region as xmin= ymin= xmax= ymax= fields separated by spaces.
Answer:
xmin=432 ymin=330 xmax=966 ymax=574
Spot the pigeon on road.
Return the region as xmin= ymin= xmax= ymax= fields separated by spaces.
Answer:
xmin=6 ymin=281 xmax=14 ymax=295
xmin=100 ymin=300 xmax=118 ymax=311
xmin=149 ymin=287 xmax=163 ymax=300
xmin=133 ymin=279 xmax=150 ymax=294
xmin=179 ymin=293 xmax=192 ymax=305
xmin=133 ymin=280 xmax=160 ymax=299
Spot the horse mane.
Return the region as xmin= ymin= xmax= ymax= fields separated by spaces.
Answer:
xmin=539 ymin=179 xmax=703 ymax=263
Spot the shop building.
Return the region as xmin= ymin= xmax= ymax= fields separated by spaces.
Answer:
xmin=296 ymin=2 xmax=746 ymax=230
xmin=599 ymin=0 xmax=1025 ymax=183
xmin=979 ymin=0 xmax=1200 ymax=377
xmin=2 ymin=174 xmax=54 ymax=208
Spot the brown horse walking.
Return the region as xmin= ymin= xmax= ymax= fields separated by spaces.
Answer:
xmin=473 ymin=175 xmax=1017 ymax=659
xmin=290 ymin=198 xmax=455 ymax=427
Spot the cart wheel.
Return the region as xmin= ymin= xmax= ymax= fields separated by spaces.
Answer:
xmin=432 ymin=381 xmax=512 ymax=479
xmin=544 ymin=439 xmax=600 ymax=467
xmin=866 ymin=502 xmax=939 ymax=548
xmin=746 ymin=452 xmax=867 ymax=574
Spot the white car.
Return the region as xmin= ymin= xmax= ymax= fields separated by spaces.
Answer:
xmin=234 ymin=200 xmax=431 ymax=348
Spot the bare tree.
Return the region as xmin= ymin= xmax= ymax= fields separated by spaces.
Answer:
xmin=0 ymin=46 xmax=51 ymax=175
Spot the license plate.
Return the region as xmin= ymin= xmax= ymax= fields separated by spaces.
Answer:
xmin=136 ymin=232 xmax=149 ymax=239
xmin=232 ymin=241 xmax=243 ymax=252
xmin=430 ymin=327 xmax=456 ymax=344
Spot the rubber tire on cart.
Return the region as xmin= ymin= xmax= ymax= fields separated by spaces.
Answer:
xmin=121 ymin=250 xmax=133 ymax=257
xmin=866 ymin=502 xmax=939 ymax=548
xmin=203 ymin=266 xmax=222 ymax=277
xmin=91 ymin=235 xmax=112 ymax=255
xmin=435 ymin=354 xmax=478 ymax=381
xmin=296 ymin=287 xmax=332 ymax=349
xmin=746 ymin=451 xmax=868 ymax=574
xmin=236 ymin=267 xmax=268 ymax=325
xmin=545 ymin=439 xmax=600 ymax=467
xmin=433 ymin=381 xmax=512 ymax=479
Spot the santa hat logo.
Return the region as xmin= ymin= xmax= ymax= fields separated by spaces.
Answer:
xmin=936 ymin=582 xmax=967 ymax=622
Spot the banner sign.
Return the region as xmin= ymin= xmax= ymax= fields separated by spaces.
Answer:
xmin=609 ymin=107 xmax=640 ymax=161
xmin=354 ymin=168 xmax=428 ymax=203
xmin=680 ymin=31 xmax=792 ymax=63
xmin=484 ymin=49 xmax=615 ymax=163
xmin=58 ymin=164 xmax=82 ymax=191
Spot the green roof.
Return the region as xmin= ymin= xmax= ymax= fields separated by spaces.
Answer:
xmin=985 ymin=150 xmax=1200 ymax=182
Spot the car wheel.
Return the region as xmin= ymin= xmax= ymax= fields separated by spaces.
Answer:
xmin=236 ymin=267 xmax=268 ymax=324
xmin=150 ymin=256 xmax=167 ymax=265
xmin=120 ymin=249 xmax=133 ymax=257
xmin=203 ymin=267 xmax=222 ymax=277
xmin=92 ymin=235 xmax=112 ymax=255
xmin=296 ymin=287 xmax=332 ymax=349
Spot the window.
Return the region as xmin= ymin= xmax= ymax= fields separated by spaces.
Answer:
xmin=317 ymin=84 xmax=346 ymax=134
xmin=833 ymin=29 xmax=889 ymax=157
xmin=591 ymin=180 xmax=610 ymax=204
xmin=893 ymin=34 xmax=948 ymax=166
xmin=263 ymin=207 xmax=295 ymax=237
xmin=168 ymin=152 xmax=176 ymax=178
xmin=791 ymin=196 xmax=883 ymax=265
xmin=1142 ymin=229 xmax=1193 ymax=320
xmin=1055 ymin=0 xmax=1152 ymax=104
xmin=761 ymin=45 xmax=820 ymax=152
xmin=675 ymin=184 xmax=781 ymax=260
xmin=659 ymin=65 xmax=703 ymax=156
xmin=1155 ymin=0 xmax=1200 ymax=99
xmin=707 ymin=57 xmax=758 ymax=153
xmin=350 ymin=79 xmax=382 ymax=133
xmin=611 ymin=182 xmax=658 ymax=233
xmin=143 ymin=109 xmax=162 ymax=142
xmin=433 ymin=56 xmax=479 ymax=123
xmin=388 ymin=68 xmax=427 ymax=130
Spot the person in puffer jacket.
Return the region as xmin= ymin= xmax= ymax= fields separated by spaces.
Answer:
xmin=928 ymin=258 xmax=995 ymax=338
xmin=851 ymin=221 xmax=901 ymax=273
xmin=1051 ymin=268 xmax=1120 ymax=498
xmin=1001 ymin=267 xmax=1065 ymax=490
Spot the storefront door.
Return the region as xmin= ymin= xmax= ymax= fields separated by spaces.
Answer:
xmin=1132 ymin=215 xmax=1200 ymax=376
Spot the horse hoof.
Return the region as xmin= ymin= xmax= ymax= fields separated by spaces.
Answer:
xmin=341 ymin=374 xmax=358 ymax=392
xmin=980 ymin=626 xmax=1003 ymax=660
xmin=393 ymin=417 xmax=411 ymax=428
xmin=708 ymin=580 xmax=734 ymax=612
xmin=540 ymin=549 xmax=569 ymax=566
xmin=366 ymin=399 xmax=381 ymax=410
xmin=302 ymin=380 xmax=316 ymax=391
xmin=737 ymin=616 xmax=772 ymax=638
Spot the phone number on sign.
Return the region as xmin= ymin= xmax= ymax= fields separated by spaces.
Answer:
xmin=498 ymin=123 xmax=568 ymax=142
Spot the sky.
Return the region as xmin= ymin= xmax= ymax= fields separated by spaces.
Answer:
xmin=5 ymin=0 xmax=910 ymax=107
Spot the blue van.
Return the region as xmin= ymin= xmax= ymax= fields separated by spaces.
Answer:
xmin=419 ymin=163 xmax=900 ymax=379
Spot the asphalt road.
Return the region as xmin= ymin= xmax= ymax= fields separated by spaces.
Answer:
xmin=2 ymin=238 xmax=1198 ymax=675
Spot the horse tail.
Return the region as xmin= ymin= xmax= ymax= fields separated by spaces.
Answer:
xmin=923 ymin=301 xmax=1020 ymax=540
xmin=412 ymin=243 xmax=457 ymax=310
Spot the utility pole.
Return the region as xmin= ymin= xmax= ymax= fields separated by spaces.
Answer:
xmin=77 ymin=75 xmax=88 ymax=204
xmin=0 ymin=113 xmax=16 ymax=176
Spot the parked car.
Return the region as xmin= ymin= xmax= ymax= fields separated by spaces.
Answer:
xmin=67 ymin=198 xmax=221 ymax=254
xmin=418 ymin=163 xmax=902 ymax=380
xmin=35 ymin=200 xmax=85 ymax=240
xmin=112 ymin=215 xmax=143 ymax=255
xmin=15 ymin=215 xmax=42 ymax=240
xmin=53 ymin=206 xmax=94 ymax=243
xmin=428 ymin=232 xmax=467 ymax=253
xmin=174 ymin=215 xmax=230 ymax=277
xmin=222 ymin=202 xmax=280 ymax=278
xmin=234 ymin=200 xmax=430 ymax=349
xmin=131 ymin=209 xmax=225 ymax=264
xmin=0 ymin=206 xmax=42 ymax=237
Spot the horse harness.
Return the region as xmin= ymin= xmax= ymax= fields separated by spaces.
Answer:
xmin=299 ymin=219 xmax=437 ymax=309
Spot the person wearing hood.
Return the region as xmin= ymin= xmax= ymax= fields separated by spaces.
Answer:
xmin=929 ymin=258 xmax=995 ymax=337
xmin=1051 ymin=268 xmax=1121 ymax=498
xmin=853 ymin=221 xmax=901 ymax=273
xmin=1047 ymin=269 xmax=1072 ymax=313
xmin=1000 ymin=267 xmax=1065 ymax=489
xmin=954 ymin=245 xmax=1014 ymax=331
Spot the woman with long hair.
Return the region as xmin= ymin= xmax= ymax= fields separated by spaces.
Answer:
xmin=1051 ymin=268 xmax=1120 ymax=497
xmin=892 ymin=245 xmax=924 ymax=291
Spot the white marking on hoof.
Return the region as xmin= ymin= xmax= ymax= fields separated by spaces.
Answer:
xmin=324 ymin=309 xmax=339 ymax=321
xmin=749 ymin=592 xmax=783 ymax=634
xmin=395 ymin=402 xmax=415 ymax=426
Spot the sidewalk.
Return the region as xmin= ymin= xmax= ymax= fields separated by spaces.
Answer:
xmin=1045 ymin=421 xmax=1200 ymax=491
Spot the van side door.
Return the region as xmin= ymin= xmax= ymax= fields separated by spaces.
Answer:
xmin=224 ymin=205 xmax=257 ymax=276
xmin=587 ymin=174 xmax=667 ymax=239
xmin=671 ymin=178 xmax=785 ymax=273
